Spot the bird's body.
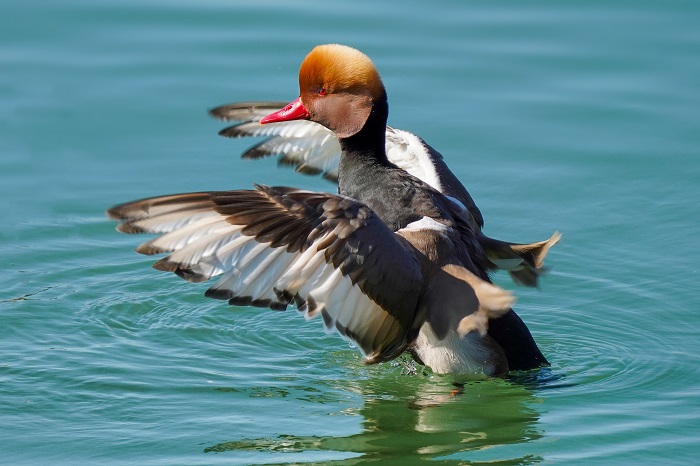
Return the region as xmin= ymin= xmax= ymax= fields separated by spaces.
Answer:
xmin=109 ymin=44 xmax=559 ymax=376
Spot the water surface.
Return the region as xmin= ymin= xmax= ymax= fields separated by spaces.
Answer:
xmin=2 ymin=0 xmax=699 ymax=464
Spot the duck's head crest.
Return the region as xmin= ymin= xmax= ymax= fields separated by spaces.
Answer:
xmin=299 ymin=44 xmax=384 ymax=100
xmin=260 ymin=44 xmax=387 ymax=139
xmin=299 ymin=44 xmax=385 ymax=138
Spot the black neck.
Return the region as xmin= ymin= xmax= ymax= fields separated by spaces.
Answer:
xmin=338 ymin=90 xmax=390 ymax=165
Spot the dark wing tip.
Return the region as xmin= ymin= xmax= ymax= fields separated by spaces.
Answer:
xmin=115 ymin=222 xmax=148 ymax=234
xmin=242 ymin=143 xmax=275 ymax=160
xmin=204 ymin=287 xmax=234 ymax=301
xmin=106 ymin=204 xmax=133 ymax=221
xmin=152 ymin=258 xmax=179 ymax=273
xmin=213 ymin=291 xmax=288 ymax=311
xmin=173 ymin=268 xmax=209 ymax=283
xmin=295 ymin=164 xmax=323 ymax=176
xmin=208 ymin=101 xmax=289 ymax=122
xmin=217 ymin=123 xmax=248 ymax=138
xmin=135 ymin=242 xmax=167 ymax=255
xmin=152 ymin=259 xmax=208 ymax=283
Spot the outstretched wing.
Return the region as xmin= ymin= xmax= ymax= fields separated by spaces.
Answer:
xmin=107 ymin=185 xmax=423 ymax=363
xmin=208 ymin=102 xmax=559 ymax=287
xmin=210 ymin=102 xmax=342 ymax=181
xmin=208 ymin=102 xmax=482 ymax=227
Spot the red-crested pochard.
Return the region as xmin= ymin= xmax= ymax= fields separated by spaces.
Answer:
xmin=209 ymin=101 xmax=560 ymax=289
xmin=109 ymin=44 xmax=559 ymax=376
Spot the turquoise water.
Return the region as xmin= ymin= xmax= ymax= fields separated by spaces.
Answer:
xmin=3 ymin=0 xmax=700 ymax=464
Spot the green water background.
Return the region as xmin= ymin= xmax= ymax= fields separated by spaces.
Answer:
xmin=2 ymin=0 xmax=699 ymax=464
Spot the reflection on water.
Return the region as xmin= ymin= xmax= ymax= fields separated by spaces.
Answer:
xmin=205 ymin=371 xmax=549 ymax=464
xmin=506 ymin=367 xmax=575 ymax=391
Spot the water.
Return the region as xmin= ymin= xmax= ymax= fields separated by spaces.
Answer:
xmin=2 ymin=0 xmax=699 ymax=464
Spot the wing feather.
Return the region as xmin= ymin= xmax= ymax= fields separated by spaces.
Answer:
xmin=208 ymin=102 xmax=559 ymax=287
xmin=136 ymin=215 xmax=232 ymax=255
xmin=208 ymin=102 xmax=482 ymax=222
xmin=208 ymin=101 xmax=290 ymax=122
xmin=108 ymin=185 xmax=424 ymax=362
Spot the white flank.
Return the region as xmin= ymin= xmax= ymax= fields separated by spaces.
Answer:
xmin=413 ymin=323 xmax=496 ymax=375
xmin=386 ymin=128 xmax=442 ymax=192
xmin=402 ymin=216 xmax=449 ymax=232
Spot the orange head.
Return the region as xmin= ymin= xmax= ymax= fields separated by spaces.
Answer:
xmin=261 ymin=44 xmax=386 ymax=138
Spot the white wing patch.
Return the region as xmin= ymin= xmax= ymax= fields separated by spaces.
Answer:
xmin=402 ymin=216 xmax=449 ymax=233
xmin=386 ymin=127 xmax=443 ymax=192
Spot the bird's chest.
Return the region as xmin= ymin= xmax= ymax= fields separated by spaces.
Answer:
xmin=412 ymin=323 xmax=501 ymax=376
xmin=338 ymin=166 xmax=442 ymax=232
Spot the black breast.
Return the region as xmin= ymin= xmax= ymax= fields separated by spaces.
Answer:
xmin=338 ymin=157 xmax=451 ymax=232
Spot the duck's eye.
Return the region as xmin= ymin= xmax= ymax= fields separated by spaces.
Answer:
xmin=318 ymin=88 xmax=327 ymax=96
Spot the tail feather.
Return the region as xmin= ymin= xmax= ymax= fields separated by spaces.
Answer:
xmin=480 ymin=231 xmax=562 ymax=288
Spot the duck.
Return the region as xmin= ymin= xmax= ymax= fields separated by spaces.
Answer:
xmin=209 ymin=103 xmax=560 ymax=289
xmin=108 ymin=44 xmax=558 ymax=376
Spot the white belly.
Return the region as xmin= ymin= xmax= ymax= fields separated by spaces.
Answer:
xmin=412 ymin=322 xmax=508 ymax=376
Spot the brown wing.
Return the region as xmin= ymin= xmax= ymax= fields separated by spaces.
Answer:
xmin=209 ymin=102 xmax=559 ymax=288
xmin=107 ymin=185 xmax=423 ymax=363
